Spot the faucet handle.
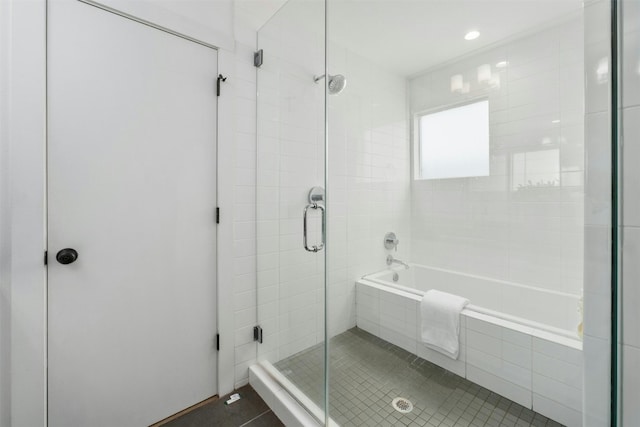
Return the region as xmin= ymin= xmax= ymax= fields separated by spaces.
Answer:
xmin=384 ymin=232 xmax=399 ymax=251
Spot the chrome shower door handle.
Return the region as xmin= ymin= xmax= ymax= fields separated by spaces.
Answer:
xmin=303 ymin=203 xmax=325 ymax=252
xmin=303 ymin=203 xmax=315 ymax=252
xmin=316 ymin=204 xmax=325 ymax=252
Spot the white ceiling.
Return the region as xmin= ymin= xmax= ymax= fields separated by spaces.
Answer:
xmin=240 ymin=0 xmax=584 ymax=77
xmin=234 ymin=0 xmax=289 ymax=32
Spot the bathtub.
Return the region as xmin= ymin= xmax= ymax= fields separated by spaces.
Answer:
xmin=356 ymin=263 xmax=583 ymax=427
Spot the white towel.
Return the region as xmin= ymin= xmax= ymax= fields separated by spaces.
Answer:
xmin=420 ymin=290 xmax=469 ymax=360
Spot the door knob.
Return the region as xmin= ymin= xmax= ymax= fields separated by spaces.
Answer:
xmin=56 ymin=248 xmax=78 ymax=265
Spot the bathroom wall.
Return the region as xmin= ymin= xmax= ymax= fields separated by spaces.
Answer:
xmin=326 ymin=44 xmax=410 ymax=337
xmin=84 ymin=0 xmax=235 ymax=50
xmin=1 ymin=0 xmax=50 ymax=424
xmin=408 ymin=16 xmax=585 ymax=305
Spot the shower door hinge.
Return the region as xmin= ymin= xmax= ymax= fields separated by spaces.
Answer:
xmin=254 ymin=49 xmax=263 ymax=68
xmin=216 ymin=207 xmax=220 ymax=224
xmin=216 ymin=333 xmax=220 ymax=351
xmin=253 ymin=325 xmax=263 ymax=344
xmin=44 ymin=251 xmax=48 ymax=265
xmin=216 ymin=74 xmax=227 ymax=97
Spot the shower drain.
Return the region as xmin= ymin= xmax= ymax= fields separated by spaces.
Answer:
xmin=391 ymin=397 xmax=413 ymax=414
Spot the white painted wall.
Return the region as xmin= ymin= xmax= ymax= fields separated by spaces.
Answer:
xmin=408 ymin=16 xmax=585 ymax=308
xmin=0 ymin=0 xmax=48 ymax=425
xmin=88 ymin=0 xmax=235 ymax=50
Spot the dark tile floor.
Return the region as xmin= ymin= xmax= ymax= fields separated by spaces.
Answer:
xmin=275 ymin=327 xmax=565 ymax=427
xmin=161 ymin=385 xmax=284 ymax=427
xmin=162 ymin=328 xmax=566 ymax=427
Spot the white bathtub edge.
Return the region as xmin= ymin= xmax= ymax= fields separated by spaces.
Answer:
xmin=357 ymin=278 xmax=583 ymax=351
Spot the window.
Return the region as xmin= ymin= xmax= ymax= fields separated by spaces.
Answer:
xmin=416 ymin=100 xmax=489 ymax=180
xmin=511 ymin=149 xmax=560 ymax=191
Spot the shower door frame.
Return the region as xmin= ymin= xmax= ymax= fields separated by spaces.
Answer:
xmin=254 ymin=0 xmax=329 ymax=423
xmin=610 ymin=0 xmax=621 ymax=424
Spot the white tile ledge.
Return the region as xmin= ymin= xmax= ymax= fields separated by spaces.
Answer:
xmin=357 ymin=279 xmax=583 ymax=351
xmin=464 ymin=310 xmax=583 ymax=351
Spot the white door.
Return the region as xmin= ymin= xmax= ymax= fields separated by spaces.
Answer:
xmin=47 ymin=1 xmax=218 ymax=426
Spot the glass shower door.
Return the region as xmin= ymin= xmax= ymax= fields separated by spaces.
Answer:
xmin=324 ymin=1 xmax=616 ymax=426
xmin=254 ymin=0 xmax=618 ymax=426
xmin=255 ymin=0 xmax=327 ymax=420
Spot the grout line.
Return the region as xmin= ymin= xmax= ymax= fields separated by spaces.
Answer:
xmin=238 ymin=409 xmax=272 ymax=427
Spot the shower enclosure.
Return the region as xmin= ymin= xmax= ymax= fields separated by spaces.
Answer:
xmin=255 ymin=1 xmax=618 ymax=426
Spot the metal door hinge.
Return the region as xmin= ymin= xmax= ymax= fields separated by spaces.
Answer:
xmin=254 ymin=49 xmax=263 ymax=68
xmin=44 ymin=251 xmax=48 ymax=265
xmin=216 ymin=74 xmax=227 ymax=97
xmin=216 ymin=207 xmax=220 ymax=224
xmin=216 ymin=333 xmax=220 ymax=351
xmin=253 ymin=325 xmax=263 ymax=344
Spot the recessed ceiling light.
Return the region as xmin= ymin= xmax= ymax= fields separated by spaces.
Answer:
xmin=464 ymin=30 xmax=480 ymax=41
xmin=551 ymin=119 xmax=560 ymax=124
xmin=496 ymin=61 xmax=508 ymax=68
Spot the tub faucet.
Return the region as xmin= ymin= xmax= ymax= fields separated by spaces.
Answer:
xmin=386 ymin=255 xmax=409 ymax=270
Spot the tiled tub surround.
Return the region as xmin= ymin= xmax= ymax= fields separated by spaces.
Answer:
xmin=356 ymin=264 xmax=583 ymax=426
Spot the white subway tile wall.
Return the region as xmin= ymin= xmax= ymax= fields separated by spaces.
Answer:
xmin=327 ymin=41 xmax=411 ymax=339
xmin=408 ymin=17 xmax=585 ymax=300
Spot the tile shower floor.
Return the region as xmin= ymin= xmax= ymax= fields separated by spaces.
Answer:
xmin=275 ymin=328 xmax=564 ymax=427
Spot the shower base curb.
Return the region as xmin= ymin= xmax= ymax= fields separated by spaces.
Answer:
xmin=249 ymin=362 xmax=321 ymax=427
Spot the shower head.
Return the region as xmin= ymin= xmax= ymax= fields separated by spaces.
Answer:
xmin=328 ymin=74 xmax=347 ymax=94
xmin=314 ymin=73 xmax=347 ymax=95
